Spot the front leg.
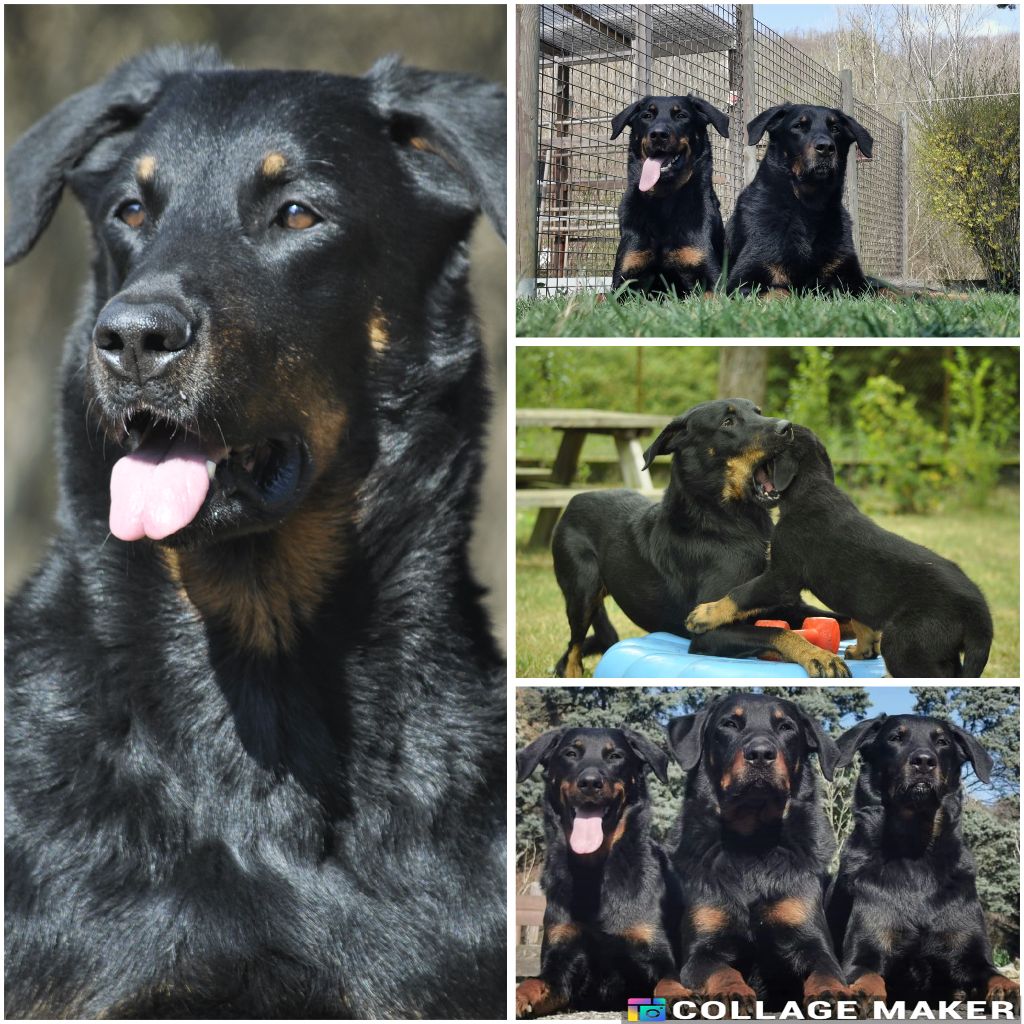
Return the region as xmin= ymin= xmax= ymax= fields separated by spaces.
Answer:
xmin=612 ymin=233 xmax=653 ymax=296
xmin=818 ymin=254 xmax=868 ymax=296
xmin=686 ymin=571 xmax=796 ymax=634
xmin=844 ymin=620 xmax=881 ymax=661
xmin=516 ymin=920 xmax=587 ymax=1017
xmin=757 ymin=895 xmax=855 ymax=1013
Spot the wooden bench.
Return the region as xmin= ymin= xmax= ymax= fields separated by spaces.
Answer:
xmin=516 ymin=408 xmax=666 ymax=549
xmin=516 ymin=889 xmax=545 ymax=979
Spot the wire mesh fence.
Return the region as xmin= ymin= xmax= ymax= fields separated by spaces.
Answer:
xmin=529 ymin=3 xmax=906 ymax=293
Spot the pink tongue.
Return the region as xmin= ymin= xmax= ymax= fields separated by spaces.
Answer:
xmin=756 ymin=466 xmax=776 ymax=493
xmin=109 ymin=435 xmax=211 ymax=541
xmin=639 ymin=157 xmax=666 ymax=192
xmin=569 ymin=808 xmax=605 ymax=854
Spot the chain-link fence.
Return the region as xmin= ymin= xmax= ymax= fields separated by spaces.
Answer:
xmin=522 ymin=3 xmax=907 ymax=293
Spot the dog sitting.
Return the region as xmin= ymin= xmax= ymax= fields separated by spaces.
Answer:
xmin=686 ymin=424 xmax=993 ymax=676
xmin=827 ymin=713 xmax=1020 ymax=1014
xmin=726 ymin=103 xmax=873 ymax=295
xmin=515 ymin=727 xmax=690 ymax=1016
xmin=610 ymin=94 xmax=729 ymax=297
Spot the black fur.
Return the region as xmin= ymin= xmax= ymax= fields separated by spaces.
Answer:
xmin=666 ymin=693 xmax=852 ymax=1014
xmin=726 ymin=103 xmax=872 ymax=294
xmin=610 ymin=94 xmax=729 ymax=297
xmin=4 ymin=46 xmax=505 ymax=1019
xmin=551 ymin=398 xmax=852 ymax=678
xmin=826 ymin=715 xmax=1019 ymax=1014
xmin=686 ymin=424 xmax=993 ymax=677
xmin=514 ymin=727 xmax=687 ymax=1016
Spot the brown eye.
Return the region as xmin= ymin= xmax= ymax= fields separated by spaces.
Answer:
xmin=276 ymin=202 xmax=320 ymax=230
xmin=116 ymin=201 xmax=146 ymax=229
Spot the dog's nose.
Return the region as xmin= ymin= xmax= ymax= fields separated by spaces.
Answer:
xmin=93 ymin=300 xmax=194 ymax=384
xmin=909 ymin=749 xmax=937 ymax=772
xmin=815 ymin=139 xmax=836 ymax=155
xmin=743 ymin=737 xmax=778 ymax=763
xmin=648 ymin=128 xmax=670 ymax=146
xmin=576 ymin=769 xmax=604 ymax=793
xmin=774 ymin=419 xmax=793 ymax=436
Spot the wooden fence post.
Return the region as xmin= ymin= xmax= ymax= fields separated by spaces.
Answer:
xmin=738 ymin=4 xmax=757 ymax=187
xmin=900 ymin=110 xmax=910 ymax=281
xmin=840 ymin=69 xmax=860 ymax=252
xmin=516 ymin=4 xmax=539 ymax=297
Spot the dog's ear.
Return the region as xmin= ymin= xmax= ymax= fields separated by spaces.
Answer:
xmin=772 ymin=449 xmax=800 ymax=492
xmin=642 ymin=414 xmax=689 ymax=470
xmin=516 ymin=728 xmax=565 ymax=782
xmin=790 ymin=704 xmax=841 ymax=782
xmin=947 ymin=723 xmax=993 ymax=785
xmin=835 ymin=715 xmax=887 ymax=769
xmin=621 ymin=728 xmax=670 ymax=785
xmin=5 ymin=45 xmax=222 ymax=266
xmin=687 ymin=95 xmax=730 ymax=139
xmin=611 ymin=96 xmax=650 ymax=140
xmin=667 ymin=704 xmax=715 ymax=772
xmin=836 ymin=110 xmax=873 ymax=158
xmin=371 ymin=57 xmax=506 ymax=240
xmin=746 ymin=103 xmax=793 ymax=146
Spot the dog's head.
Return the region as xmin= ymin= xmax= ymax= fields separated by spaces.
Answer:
xmin=5 ymin=46 xmax=504 ymax=550
xmin=747 ymin=103 xmax=872 ymax=203
xmin=611 ymin=94 xmax=729 ymax=195
xmin=517 ymin=726 xmax=669 ymax=858
xmin=837 ymin=713 xmax=991 ymax=810
xmin=765 ymin=423 xmax=835 ymax=501
xmin=668 ymin=693 xmax=838 ymax=834
xmin=642 ymin=398 xmax=794 ymax=508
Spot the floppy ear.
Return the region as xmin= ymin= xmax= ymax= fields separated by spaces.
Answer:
xmin=772 ymin=449 xmax=800 ymax=492
xmin=687 ymin=96 xmax=730 ymax=139
xmin=746 ymin=103 xmax=793 ymax=146
xmin=5 ymin=45 xmax=222 ymax=266
xmin=837 ymin=111 xmax=873 ymax=158
xmin=791 ymin=705 xmax=841 ymax=782
xmin=516 ymin=728 xmax=565 ymax=782
xmin=611 ymin=96 xmax=650 ymax=140
xmin=947 ymin=723 xmax=993 ymax=785
xmin=642 ymin=414 xmax=689 ymax=470
xmin=835 ymin=715 xmax=887 ymax=770
xmin=621 ymin=728 xmax=670 ymax=785
xmin=370 ymin=57 xmax=506 ymax=240
xmin=667 ymin=704 xmax=715 ymax=772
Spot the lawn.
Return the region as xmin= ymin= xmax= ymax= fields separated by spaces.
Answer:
xmin=516 ymin=290 xmax=1020 ymax=338
xmin=515 ymin=486 xmax=1020 ymax=679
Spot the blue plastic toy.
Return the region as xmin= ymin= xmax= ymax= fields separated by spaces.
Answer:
xmin=594 ymin=631 xmax=888 ymax=679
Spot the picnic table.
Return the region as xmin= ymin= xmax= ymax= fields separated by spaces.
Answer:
xmin=516 ymin=408 xmax=666 ymax=549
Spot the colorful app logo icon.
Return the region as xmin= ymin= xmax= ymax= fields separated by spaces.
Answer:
xmin=627 ymin=996 xmax=667 ymax=1021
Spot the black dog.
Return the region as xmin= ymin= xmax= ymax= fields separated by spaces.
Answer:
xmin=726 ymin=103 xmax=873 ymax=294
xmin=667 ymin=693 xmax=854 ymax=1013
xmin=686 ymin=424 xmax=993 ymax=677
xmin=515 ymin=727 xmax=691 ymax=1016
xmin=4 ymin=47 xmax=505 ymax=1018
xmin=610 ymin=94 xmax=729 ymax=297
xmin=551 ymin=399 xmax=852 ymax=678
xmin=827 ymin=714 xmax=1020 ymax=1014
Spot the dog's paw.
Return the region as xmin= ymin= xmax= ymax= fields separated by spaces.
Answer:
xmin=980 ymin=974 xmax=1020 ymax=1013
xmin=849 ymin=972 xmax=887 ymax=1018
xmin=515 ymin=978 xmax=560 ymax=1018
xmin=803 ymin=976 xmax=856 ymax=1016
xmin=806 ymin=652 xmax=852 ymax=678
xmin=654 ymin=978 xmax=696 ymax=1003
xmin=686 ymin=598 xmax=735 ymax=634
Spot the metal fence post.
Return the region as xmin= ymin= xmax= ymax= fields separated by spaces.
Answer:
xmin=900 ymin=110 xmax=910 ymax=281
xmin=632 ymin=7 xmax=653 ymax=94
xmin=840 ymin=69 xmax=860 ymax=253
xmin=516 ymin=4 xmax=539 ymax=298
xmin=738 ymin=4 xmax=757 ymax=187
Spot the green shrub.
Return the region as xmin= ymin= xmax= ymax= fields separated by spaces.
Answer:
xmin=919 ymin=85 xmax=1020 ymax=292
xmin=851 ymin=375 xmax=944 ymax=512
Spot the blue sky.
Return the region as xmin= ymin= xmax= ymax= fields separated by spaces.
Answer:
xmin=753 ymin=3 xmax=1020 ymax=36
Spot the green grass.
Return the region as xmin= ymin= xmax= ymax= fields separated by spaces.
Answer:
xmin=516 ymin=487 xmax=1019 ymax=679
xmin=516 ymin=291 xmax=1020 ymax=338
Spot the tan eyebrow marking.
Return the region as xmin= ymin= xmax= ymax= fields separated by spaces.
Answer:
xmin=261 ymin=151 xmax=288 ymax=177
xmin=136 ymin=155 xmax=157 ymax=183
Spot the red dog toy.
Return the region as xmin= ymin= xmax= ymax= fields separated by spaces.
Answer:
xmin=755 ymin=617 xmax=840 ymax=661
